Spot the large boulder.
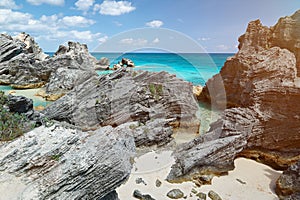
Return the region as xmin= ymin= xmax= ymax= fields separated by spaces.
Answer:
xmin=42 ymin=68 xmax=200 ymax=145
xmin=276 ymin=160 xmax=300 ymax=199
xmin=0 ymin=124 xmax=135 ymax=199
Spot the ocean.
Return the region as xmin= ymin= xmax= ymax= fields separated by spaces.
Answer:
xmin=91 ymin=53 xmax=233 ymax=86
xmin=0 ymin=53 xmax=233 ymax=107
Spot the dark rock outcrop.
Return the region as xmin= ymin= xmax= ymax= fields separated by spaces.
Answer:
xmin=133 ymin=190 xmax=156 ymax=200
xmin=43 ymin=69 xmax=200 ymax=141
xmin=276 ymin=160 xmax=300 ymax=199
xmin=168 ymin=10 xmax=300 ymax=190
xmin=0 ymin=124 xmax=135 ymax=199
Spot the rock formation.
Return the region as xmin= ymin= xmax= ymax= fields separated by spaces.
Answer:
xmin=95 ymin=57 xmax=110 ymax=70
xmin=43 ymin=68 xmax=200 ymax=145
xmin=0 ymin=33 xmax=98 ymax=99
xmin=168 ymin=10 xmax=300 ymax=191
xmin=276 ymin=160 xmax=300 ymax=199
xmin=0 ymin=124 xmax=135 ymax=199
xmin=113 ymin=58 xmax=135 ymax=70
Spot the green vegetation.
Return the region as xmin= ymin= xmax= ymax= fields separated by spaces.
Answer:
xmin=50 ymin=154 xmax=61 ymax=161
xmin=148 ymin=83 xmax=164 ymax=100
xmin=0 ymin=91 xmax=33 ymax=141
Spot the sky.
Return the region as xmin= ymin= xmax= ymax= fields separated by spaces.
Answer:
xmin=0 ymin=0 xmax=299 ymax=52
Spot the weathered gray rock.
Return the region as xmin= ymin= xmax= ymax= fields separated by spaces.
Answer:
xmin=43 ymin=69 xmax=200 ymax=140
xmin=0 ymin=124 xmax=135 ymax=199
xmin=166 ymin=189 xmax=184 ymax=199
xmin=167 ymin=107 xmax=259 ymax=183
xmin=133 ymin=189 xmax=156 ymax=200
xmin=276 ymin=160 xmax=300 ymax=199
xmin=96 ymin=57 xmax=110 ymax=70
xmin=100 ymin=190 xmax=120 ymax=200
xmin=14 ymin=32 xmax=49 ymax=61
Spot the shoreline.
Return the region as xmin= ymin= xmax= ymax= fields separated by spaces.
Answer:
xmin=117 ymin=151 xmax=282 ymax=200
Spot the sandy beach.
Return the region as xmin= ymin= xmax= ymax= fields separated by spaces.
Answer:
xmin=117 ymin=151 xmax=282 ymax=200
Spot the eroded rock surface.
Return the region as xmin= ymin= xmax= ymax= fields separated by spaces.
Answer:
xmin=43 ymin=69 xmax=200 ymax=139
xmin=0 ymin=124 xmax=135 ymax=199
xmin=168 ymin=10 xmax=300 ymax=189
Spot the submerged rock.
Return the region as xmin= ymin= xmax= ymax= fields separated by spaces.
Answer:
xmin=0 ymin=124 xmax=135 ymax=199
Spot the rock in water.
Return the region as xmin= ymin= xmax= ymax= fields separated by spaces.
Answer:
xmin=43 ymin=69 xmax=200 ymax=141
xmin=276 ymin=160 xmax=300 ymax=199
xmin=208 ymin=190 xmax=222 ymax=200
xmin=0 ymin=124 xmax=135 ymax=199
xmin=166 ymin=189 xmax=184 ymax=199
xmin=95 ymin=57 xmax=110 ymax=70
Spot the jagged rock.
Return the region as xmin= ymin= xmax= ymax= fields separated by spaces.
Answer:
xmin=276 ymin=160 xmax=300 ymax=199
xmin=166 ymin=189 xmax=184 ymax=199
xmin=0 ymin=124 xmax=135 ymax=199
xmin=0 ymin=34 xmax=23 ymax=63
xmin=196 ymin=192 xmax=207 ymax=200
xmin=197 ymin=11 xmax=300 ymax=169
xmin=96 ymin=57 xmax=110 ymax=70
xmin=113 ymin=63 xmax=122 ymax=70
xmin=43 ymin=69 xmax=200 ymax=141
xmin=40 ymin=41 xmax=97 ymax=99
xmin=122 ymin=58 xmax=135 ymax=67
xmin=14 ymin=32 xmax=49 ymax=61
xmin=136 ymin=177 xmax=147 ymax=185
xmin=133 ymin=190 xmax=156 ymax=200
xmin=208 ymin=190 xmax=222 ymax=200
xmin=167 ymin=107 xmax=259 ymax=183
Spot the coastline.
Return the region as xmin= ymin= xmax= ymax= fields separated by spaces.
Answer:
xmin=117 ymin=151 xmax=281 ymax=200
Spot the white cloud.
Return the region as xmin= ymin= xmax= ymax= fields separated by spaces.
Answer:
xmin=75 ymin=0 xmax=94 ymax=12
xmin=146 ymin=20 xmax=163 ymax=28
xmin=98 ymin=36 xmax=108 ymax=44
xmin=94 ymin=0 xmax=135 ymax=16
xmin=198 ymin=37 xmax=211 ymax=41
xmin=152 ymin=38 xmax=159 ymax=44
xmin=0 ymin=0 xmax=19 ymax=9
xmin=0 ymin=9 xmax=32 ymax=25
xmin=26 ymin=0 xmax=64 ymax=6
xmin=61 ymin=16 xmax=95 ymax=27
xmin=216 ymin=44 xmax=230 ymax=51
xmin=120 ymin=38 xmax=148 ymax=46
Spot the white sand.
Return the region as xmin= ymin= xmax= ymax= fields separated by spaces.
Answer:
xmin=117 ymin=151 xmax=282 ymax=200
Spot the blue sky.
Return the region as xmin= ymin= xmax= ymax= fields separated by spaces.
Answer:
xmin=0 ymin=0 xmax=299 ymax=52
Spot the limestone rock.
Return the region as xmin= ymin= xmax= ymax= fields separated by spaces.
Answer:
xmin=122 ymin=58 xmax=135 ymax=67
xmin=208 ymin=190 xmax=222 ymax=200
xmin=96 ymin=57 xmax=110 ymax=70
xmin=7 ymin=95 xmax=33 ymax=114
xmin=0 ymin=124 xmax=135 ymax=199
xmin=43 ymin=69 xmax=200 ymax=138
xmin=14 ymin=32 xmax=49 ymax=61
xmin=133 ymin=189 xmax=156 ymax=200
xmin=167 ymin=107 xmax=259 ymax=183
xmin=276 ymin=160 xmax=300 ymax=199
xmin=166 ymin=189 xmax=184 ymax=199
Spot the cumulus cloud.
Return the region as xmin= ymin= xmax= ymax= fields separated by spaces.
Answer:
xmin=146 ymin=20 xmax=163 ymax=28
xmin=75 ymin=0 xmax=94 ymax=12
xmin=98 ymin=36 xmax=108 ymax=44
xmin=26 ymin=0 xmax=64 ymax=6
xmin=94 ymin=0 xmax=135 ymax=16
xmin=0 ymin=0 xmax=19 ymax=9
xmin=120 ymin=38 xmax=148 ymax=46
xmin=61 ymin=16 xmax=95 ymax=27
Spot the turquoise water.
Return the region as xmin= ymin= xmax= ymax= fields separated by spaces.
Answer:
xmin=91 ymin=53 xmax=233 ymax=86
